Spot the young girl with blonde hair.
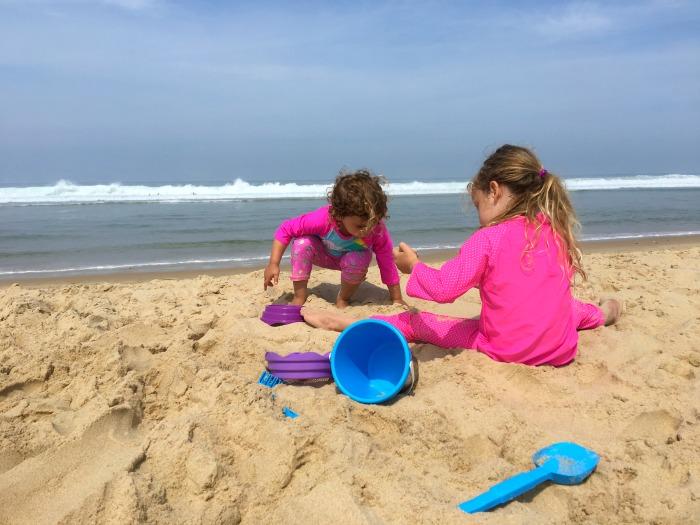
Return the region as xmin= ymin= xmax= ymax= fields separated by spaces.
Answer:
xmin=303 ymin=145 xmax=620 ymax=366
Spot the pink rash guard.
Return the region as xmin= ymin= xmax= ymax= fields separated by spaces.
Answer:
xmin=373 ymin=215 xmax=605 ymax=366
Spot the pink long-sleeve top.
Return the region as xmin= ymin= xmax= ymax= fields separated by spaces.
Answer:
xmin=407 ymin=215 xmax=578 ymax=366
xmin=274 ymin=205 xmax=400 ymax=286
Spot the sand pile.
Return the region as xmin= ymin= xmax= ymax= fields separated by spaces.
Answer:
xmin=0 ymin=246 xmax=699 ymax=524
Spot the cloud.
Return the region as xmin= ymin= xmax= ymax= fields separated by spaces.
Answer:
xmin=101 ymin=0 xmax=158 ymax=10
xmin=0 ymin=0 xmax=159 ymax=10
xmin=536 ymin=3 xmax=613 ymax=38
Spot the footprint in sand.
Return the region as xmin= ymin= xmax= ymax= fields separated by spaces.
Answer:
xmin=51 ymin=411 xmax=76 ymax=436
xmin=118 ymin=343 xmax=153 ymax=372
xmin=0 ymin=407 xmax=145 ymax=525
xmin=0 ymin=380 xmax=44 ymax=400
xmin=498 ymin=365 xmax=564 ymax=398
xmin=575 ymin=361 xmax=620 ymax=386
xmin=0 ymin=449 xmax=24 ymax=475
xmin=658 ymin=358 xmax=695 ymax=380
xmin=622 ymin=409 xmax=681 ymax=444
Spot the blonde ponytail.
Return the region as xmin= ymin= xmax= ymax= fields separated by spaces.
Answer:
xmin=471 ymin=145 xmax=586 ymax=280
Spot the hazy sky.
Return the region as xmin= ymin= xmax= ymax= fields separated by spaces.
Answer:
xmin=1 ymin=0 xmax=699 ymax=184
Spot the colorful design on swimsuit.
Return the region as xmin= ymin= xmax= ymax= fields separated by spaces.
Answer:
xmin=322 ymin=229 xmax=368 ymax=257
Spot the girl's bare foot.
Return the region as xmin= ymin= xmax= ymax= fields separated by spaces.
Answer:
xmin=600 ymin=298 xmax=622 ymax=326
xmin=301 ymin=307 xmax=357 ymax=332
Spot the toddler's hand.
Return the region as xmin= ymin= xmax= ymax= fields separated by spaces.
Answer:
xmin=393 ymin=242 xmax=419 ymax=274
xmin=264 ymin=263 xmax=280 ymax=290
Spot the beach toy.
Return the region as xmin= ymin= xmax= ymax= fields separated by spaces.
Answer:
xmin=258 ymin=370 xmax=283 ymax=388
xmin=458 ymin=442 xmax=600 ymax=514
xmin=265 ymin=351 xmax=331 ymax=381
xmin=261 ymin=304 xmax=304 ymax=326
xmin=331 ymin=319 xmax=413 ymax=404
xmin=282 ymin=407 xmax=299 ymax=419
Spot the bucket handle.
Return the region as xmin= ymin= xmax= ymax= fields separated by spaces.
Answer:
xmin=401 ymin=355 xmax=419 ymax=396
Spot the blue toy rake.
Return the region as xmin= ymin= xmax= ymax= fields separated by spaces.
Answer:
xmin=258 ymin=371 xmax=283 ymax=388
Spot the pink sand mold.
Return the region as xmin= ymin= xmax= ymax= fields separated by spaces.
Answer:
xmin=261 ymin=304 xmax=304 ymax=326
xmin=265 ymin=351 xmax=331 ymax=381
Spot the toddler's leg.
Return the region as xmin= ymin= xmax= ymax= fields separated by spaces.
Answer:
xmin=372 ymin=311 xmax=479 ymax=349
xmin=290 ymin=236 xmax=331 ymax=304
xmin=337 ymin=250 xmax=372 ymax=308
xmin=572 ymin=299 xmax=606 ymax=330
xmin=290 ymin=236 xmax=344 ymax=305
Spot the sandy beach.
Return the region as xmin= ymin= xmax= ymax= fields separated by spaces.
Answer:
xmin=1 ymin=239 xmax=698 ymax=524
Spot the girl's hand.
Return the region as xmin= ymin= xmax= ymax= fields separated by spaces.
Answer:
xmin=264 ymin=262 xmax=280 ymax=290
xmin=393 ymin=242 xmax=419 ymax=274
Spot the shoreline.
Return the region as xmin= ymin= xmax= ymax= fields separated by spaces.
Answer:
xmin=5 ymin=235 xmax=700 ymax=289
xmin=3 ymin=233 xmax=699 ymax=289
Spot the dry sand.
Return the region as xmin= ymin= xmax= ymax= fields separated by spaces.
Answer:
xmin=0 ymin=243 xmax=698 ymax=524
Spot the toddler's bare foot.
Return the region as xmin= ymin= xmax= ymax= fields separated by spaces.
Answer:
xmin=292 ymin=280 xmax=309 ymax=306
xmin=600 ymin=298 xmax=622 ymax=326
xmin=335 ymin=297 xmax=351 ymax=309
xmin=301 ymin=307 xmax=356 ymax=332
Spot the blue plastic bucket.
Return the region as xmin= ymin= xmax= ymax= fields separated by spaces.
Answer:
xmin=331 ymin=319 xmax=412 ymax=404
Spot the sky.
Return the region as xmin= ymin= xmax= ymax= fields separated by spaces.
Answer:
xmin=1 ymin=0 xmax=699 ymax=185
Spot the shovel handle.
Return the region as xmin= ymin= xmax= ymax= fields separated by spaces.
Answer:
xmin=458 ymin=460 xmax=556 ymax=514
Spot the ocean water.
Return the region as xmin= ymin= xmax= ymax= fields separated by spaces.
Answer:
xmin=1 ymin=175 xmax=699 ymax=279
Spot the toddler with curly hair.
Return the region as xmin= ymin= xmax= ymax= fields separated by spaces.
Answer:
xmin=264 ymin=169 xmax=404 ymax=308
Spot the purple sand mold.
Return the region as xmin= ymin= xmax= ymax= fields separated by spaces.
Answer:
xmin=262 ymin=310 xmax=304 ymax=317
xmin=265 ymin=352 xmax=332 ymax=380
xmin=261 ymin=316 xmax=303 ymax=325
xmin=265 ymin=352 xmax=331 ymax=363
xmin=261 ymin=313 xmax=304 ymax=321
xmin=261 ymin=318 xmax=303 ymax=327
xmin=273 ymin=370 xmax=333 ymax=380
xmin=261 ymin=304 xmax=304 ymax=326
xmin=265 ymin=304 xmax=303 ymax=313
xmin=261 ymin=311 xmax=304 ymax=321
xmin=267 ymin=362 xmax=331 ymax=373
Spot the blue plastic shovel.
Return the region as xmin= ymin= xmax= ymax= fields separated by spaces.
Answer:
xmin=458 ymin=442 xmax=599 ymax=514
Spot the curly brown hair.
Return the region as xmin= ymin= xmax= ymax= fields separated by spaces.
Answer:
xmin=328 ymin=169 xmax=388 ymax=231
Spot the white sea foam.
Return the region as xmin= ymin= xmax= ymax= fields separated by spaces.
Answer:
xmin=1 ymin=174 xmax=699 ymax=205
xmin=0 ymin=254 xmax=276 ymax=276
